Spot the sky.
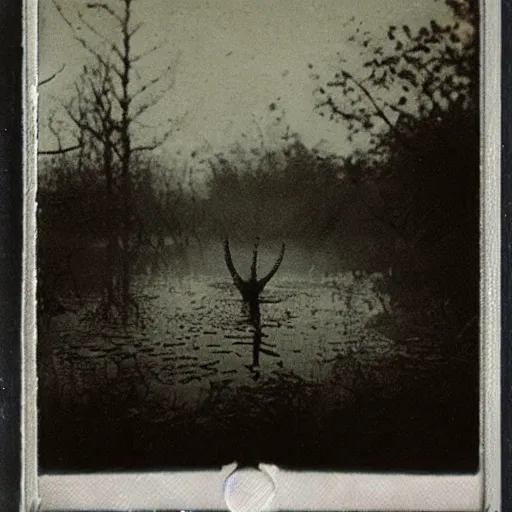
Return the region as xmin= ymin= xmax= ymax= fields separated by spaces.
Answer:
xmin=38 ymin=0 xmax=454 ymax=163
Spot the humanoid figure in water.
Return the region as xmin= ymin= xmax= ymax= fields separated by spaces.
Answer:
xmin=223 ymin=237 xmax=285 ymax=316
xmin=223 ymin=238 xmax=285 ymax=377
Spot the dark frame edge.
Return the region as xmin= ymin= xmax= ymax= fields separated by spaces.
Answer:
xmin=0 ymin=0 xmax=504 ymax=509
xmin=0 ymin=0 xmax=24 ymax=510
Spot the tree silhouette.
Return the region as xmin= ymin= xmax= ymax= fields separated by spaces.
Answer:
xmin=43 ymin=0 xmax=182 ymax=323
xmin=314 ymin=0 xmax=479 ymax=329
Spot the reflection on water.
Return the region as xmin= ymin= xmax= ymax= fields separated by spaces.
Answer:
xmin=40 ymin=269 xmax=448 ymax=419
xmin=39 ymin=269 xmax=479 ymax=472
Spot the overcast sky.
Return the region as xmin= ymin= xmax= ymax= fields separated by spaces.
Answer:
xmin=38 ymin=0 xmax=453 ymax=161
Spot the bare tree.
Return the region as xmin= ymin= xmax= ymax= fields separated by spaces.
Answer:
xmin=49 ymin=0 xmax=181 ymax=322
xmin=38 ymin=66 xmax=84 ymax=155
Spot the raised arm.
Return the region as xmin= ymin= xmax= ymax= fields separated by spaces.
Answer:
xmin=223 ymin=239 xmax=245 ymax=291
xmin=257 ymin=242 xmax=285 ymax=291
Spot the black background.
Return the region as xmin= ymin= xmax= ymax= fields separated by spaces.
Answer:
xmin=0 ymin=0 xmax=22 ymax=510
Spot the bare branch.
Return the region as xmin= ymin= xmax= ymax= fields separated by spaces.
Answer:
xmin=84 ymin=64 xmax=117 ymax=121
xmin=131 ymin=143 xmax=163 ymax=153
xmin=39 ymin=64 xmax=66 ymax=87
xmin=131 ymin=114 xmax=184 ymax=152
xmin=341 ymin=70 xmax=397 ymax=133
xmin=132 ymin=51 xmax=180 ymax=104
xmin=77 ymin=11 xmax=124 ymax=61
xmin=131 ymin=84 xmax=173 ymax=121
xmin=317 ymin=95 xmax=358 ymax=121
xmin=131 ymin=73 xmax=164 ymax=100
xmin=38 ymin=144 xmax=81 ymax=156
xmin=129 ymin=21 xmax=144 ymax=38
xmin=85 ymin=2 xmax=123 ymax=24
xmin=48 ymin=111 xmax=64 ymax=150
xmin=38 ymin=109 xmax=83 ymax=156
xmin=132 ymin=37 xmax=170 ymax=63
xmin=62 ymin=100 xmax=104 ymax=143
xmin=52 ymin=0 xmax=123 ymax=79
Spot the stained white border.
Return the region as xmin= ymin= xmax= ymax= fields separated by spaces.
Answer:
xmin=39 ymin=467 xmax=482 ymax=511
xmin=22 ymin=0 xmax=501 ymax=509
xmin=22 ymin=0 xmax=39 ymax=510
xmin=480 ymin=0 xmax=501 ymax=509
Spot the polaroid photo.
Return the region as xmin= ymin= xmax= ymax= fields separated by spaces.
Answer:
xmin=21 ymin=0 xmax=501 ymax=510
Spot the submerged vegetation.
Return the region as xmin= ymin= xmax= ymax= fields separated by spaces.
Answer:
xmin=39 ymin=272 xmax=478 ymax=471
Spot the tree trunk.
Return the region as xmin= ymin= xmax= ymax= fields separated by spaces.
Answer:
xmin=120 ymin=0 xmax=133 ymax=323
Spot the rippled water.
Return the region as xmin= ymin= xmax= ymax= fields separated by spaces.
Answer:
xmin=40 ymin=271 xmax=402 ymax=409
xmin=39 ymin=268 xmax=479 ymax=471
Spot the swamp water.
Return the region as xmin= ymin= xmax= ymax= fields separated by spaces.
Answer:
xmin=38 ymin=270 xmax=477 ymax=471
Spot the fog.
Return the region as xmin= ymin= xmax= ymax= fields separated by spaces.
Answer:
xmin=37 ymin=0 xmax=479 ymax=473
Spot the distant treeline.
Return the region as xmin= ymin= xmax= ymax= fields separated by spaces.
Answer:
xmin=38 ymin=0 xmax=479 ymax=332
xmin=37 ymin=138 xmax=396 ymax=275
xmin=38 ymin=109 xmax=478 ymax=307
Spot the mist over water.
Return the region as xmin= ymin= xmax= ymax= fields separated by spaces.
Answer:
xmin=40 ymin=242 xmax=390 ymax=398
xmin=38 ymin=242 xmax=478 ymax=472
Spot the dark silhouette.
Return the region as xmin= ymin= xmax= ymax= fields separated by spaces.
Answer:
xmin=224 ymin=238 xmax=285 ymax=378
xmin=223 ymin=238 xmax=285 ymax=305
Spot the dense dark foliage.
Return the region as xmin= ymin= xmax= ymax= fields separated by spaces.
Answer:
xmin=313 ymin=0 xmax=479 ymax=332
